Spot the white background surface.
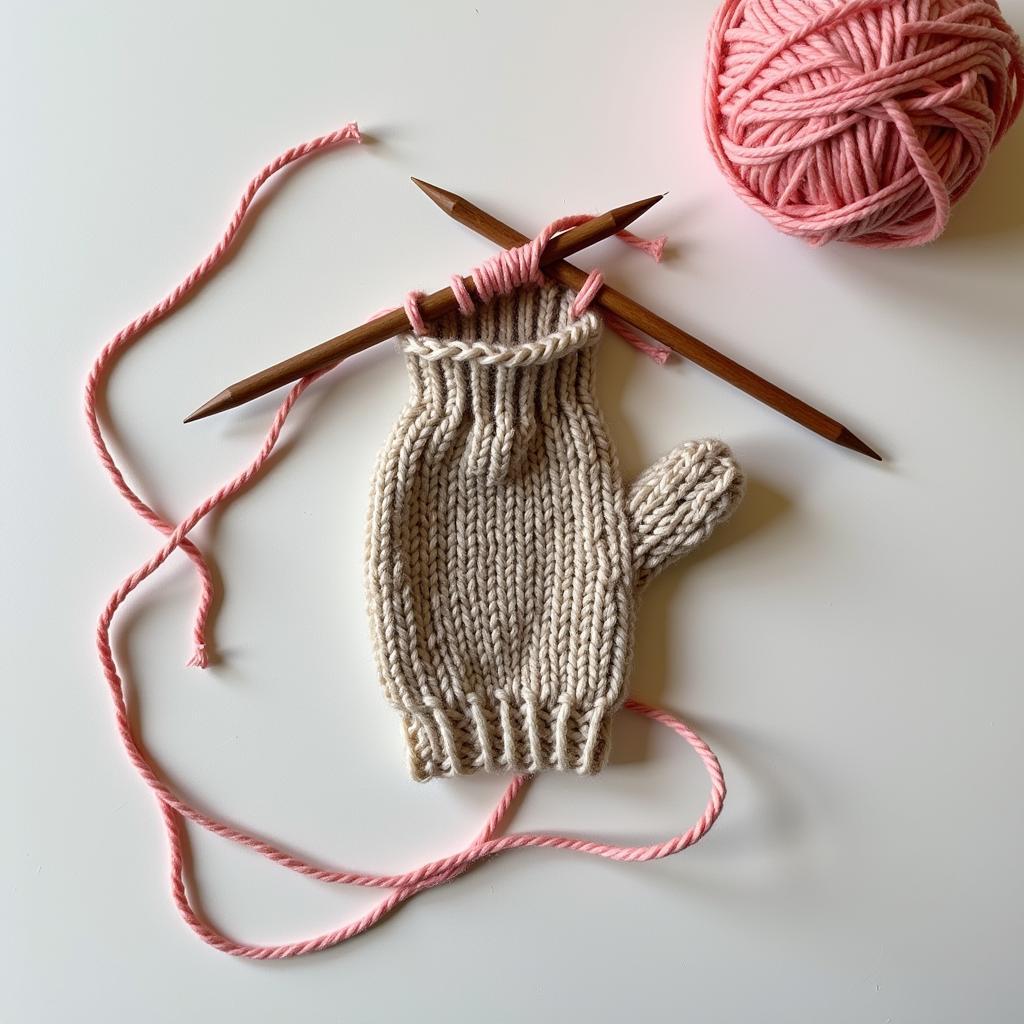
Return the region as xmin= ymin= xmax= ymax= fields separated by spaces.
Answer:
xmin=4 ymin=1 xmax=1023 ymax=1020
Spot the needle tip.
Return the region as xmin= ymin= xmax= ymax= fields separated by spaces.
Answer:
xmin=184 ymin=390 xmax=232 ymax=423
xmin=837 ymin=427 xmax=882 ymax=461
xmin=410 ymin=176 xmax=460 ymax=214
xmin=610 ymin=193 xmax=665 ymax=231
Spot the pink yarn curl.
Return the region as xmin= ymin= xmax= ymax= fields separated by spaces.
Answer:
xmin=704 ymin=0 xmax=1024 ymax=247
xmin=86 ymin=124 xmax=724 ymax=958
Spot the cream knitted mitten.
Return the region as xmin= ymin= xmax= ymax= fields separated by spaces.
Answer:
xmin=367 ymin=285 xmax=743 ymax=780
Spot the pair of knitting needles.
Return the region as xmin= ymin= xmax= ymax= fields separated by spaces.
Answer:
xmin=185 ymin=183 xmax=880 ymax=461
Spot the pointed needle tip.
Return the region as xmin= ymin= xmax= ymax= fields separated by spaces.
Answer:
xmin=410 ymin=176 xmax=459 ymax=213
xmin=611 ymin=194 xmax=665 ymax=231
xmin=183 ymin=392 xmax=229 ymax=423
xmin=838 ymin=428 xmax=882 ymax=461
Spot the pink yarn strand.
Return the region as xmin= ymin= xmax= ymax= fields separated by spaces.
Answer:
xmin=616 ymin=228 xmax=667 ymax=261
xmin=86 ymin=123 xmax=720 ymax=958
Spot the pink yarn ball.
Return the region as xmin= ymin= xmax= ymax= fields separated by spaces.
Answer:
xmin=703 ymin=0 xmax=1024 ymax=247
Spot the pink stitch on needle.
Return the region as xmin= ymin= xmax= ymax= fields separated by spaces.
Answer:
xmin=407 ymin=213 xmax=668 ymax=363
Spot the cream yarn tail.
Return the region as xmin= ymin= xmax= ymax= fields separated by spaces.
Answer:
xmin=367 ymin=285 xmax=744 ymax=780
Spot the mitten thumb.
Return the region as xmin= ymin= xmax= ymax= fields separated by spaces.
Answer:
xmin=627 ymin=439 xmax=744 ymax=591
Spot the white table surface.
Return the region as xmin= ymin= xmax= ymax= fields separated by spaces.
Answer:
xmin=4 ymin=1 xmax=1023 ymax=1020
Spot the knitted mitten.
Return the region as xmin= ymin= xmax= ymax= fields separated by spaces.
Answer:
xmin=367 ymin=285 xmax=743 ymax=780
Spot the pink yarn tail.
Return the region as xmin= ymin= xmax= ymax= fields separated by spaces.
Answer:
xmin=185 ymin=644 xmax=209 ymax=669
xmin=606 ymin=312 xmax=671 ymax=365
xmin=617 ymin=229 xmax=667 ymax=262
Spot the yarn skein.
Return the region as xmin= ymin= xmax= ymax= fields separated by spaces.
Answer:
xmin=704 ymin=0 xmax=1024 ymax=247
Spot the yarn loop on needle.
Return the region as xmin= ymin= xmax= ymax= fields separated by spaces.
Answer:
xmin=403 ymin=214 xmax=668 ymax=364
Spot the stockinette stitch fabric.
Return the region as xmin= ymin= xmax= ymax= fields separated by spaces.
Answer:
xmin=368 ymin=285 xmax=744 ymax=779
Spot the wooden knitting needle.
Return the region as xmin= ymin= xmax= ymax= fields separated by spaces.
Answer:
xmin=184 ymin=194 xmax=664 ymax=422
xmin=411 ymin=178 xmax=881 ymax=461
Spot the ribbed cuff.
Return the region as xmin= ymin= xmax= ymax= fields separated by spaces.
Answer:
xmin=398 ymin=696 xmax=614 ymax=781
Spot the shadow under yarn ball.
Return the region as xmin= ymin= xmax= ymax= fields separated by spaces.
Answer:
xmin=703 ymin=0 xmax=1024 ymax=247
